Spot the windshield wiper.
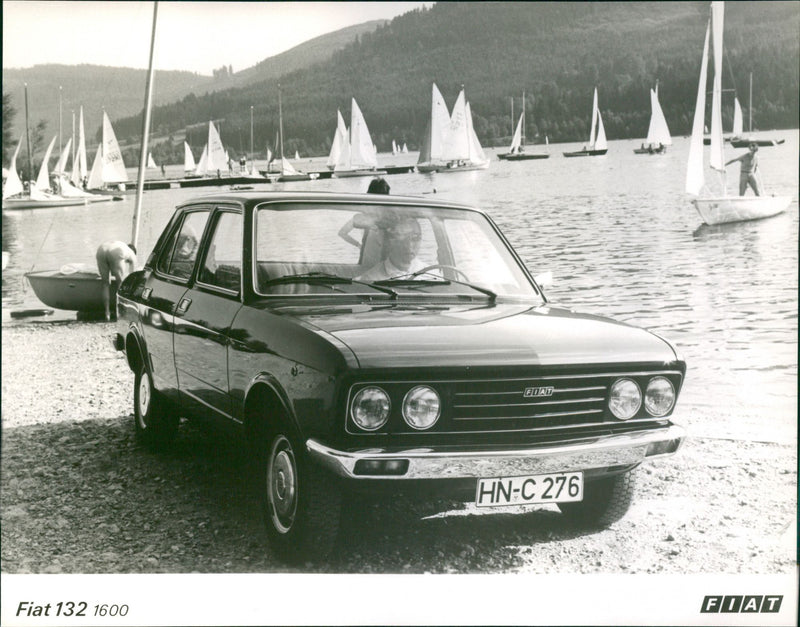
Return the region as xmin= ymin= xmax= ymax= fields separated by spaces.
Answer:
xmin=377 ymin=274 xmax=497 ymax=302
xmin=261 ymin=272 xmax=398 ymax=298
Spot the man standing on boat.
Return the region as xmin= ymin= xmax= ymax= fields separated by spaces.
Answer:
xmin=726 ymin=143 xmax=761 ymax=196
xmin=96 ymin=241 xmax=137 ymax=321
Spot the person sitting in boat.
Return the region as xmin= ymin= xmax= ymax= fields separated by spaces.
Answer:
xmin=357 ymin=216 xmax=426 ymax=282
xmin=96 ymin=241 xmax=137 ymax=321
xmin=725 ymin=142 xmax=761 ymax=196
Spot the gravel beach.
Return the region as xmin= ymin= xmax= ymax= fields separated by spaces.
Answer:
xmin=1 ymin=320 xmax=796 ymax=575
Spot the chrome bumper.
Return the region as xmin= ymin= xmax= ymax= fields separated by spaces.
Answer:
xmin=306 ymin=424 xmax=685 ymax=480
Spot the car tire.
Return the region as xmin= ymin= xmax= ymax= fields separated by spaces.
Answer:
xmin=557 ymin=470 xmax=637 ymax=528
xmin=259 ymin=424 xmax=342 ymax=562
xmin=133 ymin=363 xmax=178 ymax=448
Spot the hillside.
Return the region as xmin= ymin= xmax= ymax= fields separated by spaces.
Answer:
xmin=1 ymin=19 xmax=387 ymax=148
xmin=5 ymin=2 xmax=799 ymax=166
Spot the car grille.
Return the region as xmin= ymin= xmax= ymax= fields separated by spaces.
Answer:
xmin=346 ymin=369 xmax=683 ymax=436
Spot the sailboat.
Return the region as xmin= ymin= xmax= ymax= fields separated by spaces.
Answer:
xmin=183 ymin=141 xmax=198 ymax=176
xmin=273 ymin=87 xmax=313 ymax=182
xmin=634 ymin=84 xmax=672 ymax=154
xmin=498 ymin=92 xmax=549 ymax=161
xmin=193 ymin=121 xmax=227 ymax=176
xmin=334 ymin=98 xmax=386 ymax=178
xmin=686 ymin=2 xmax=791 ymax=226
xmin=564 ymin=88 xmax=608 ymax=157
xmin=86 ymin=110 xmax=130 ymax=192
xmin=416 ymin=83 xmax=490 ymax=173
xmin=70 ymin=106 xmax=88 ymax=188
xmin=147 ymin=153 xmax=158 ymax=169
xmin=326 ymin=110 xmax=348 ymax=171
xmin=729 ymin=73 xmax=786 ymax=148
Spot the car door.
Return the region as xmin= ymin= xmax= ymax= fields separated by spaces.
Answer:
xmin=140 ymin=208 xmax=211 ymax=397
xmin=173 ymin=206 xmax=243 ymax=422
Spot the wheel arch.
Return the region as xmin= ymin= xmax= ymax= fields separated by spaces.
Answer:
xmin=243 ymin=374 xmax=301 ymax=445
xmin=124 ymin=325 xmax=147 ymax=374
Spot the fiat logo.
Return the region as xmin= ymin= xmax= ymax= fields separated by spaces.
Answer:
xmin=524 ymin=386 xmax=554 ymax=398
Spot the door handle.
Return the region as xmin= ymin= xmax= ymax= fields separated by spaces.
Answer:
xmin=176 ymin=297 xmax=192 ymax=314
xmin=142 ymin=287 xmax=152 ymax=301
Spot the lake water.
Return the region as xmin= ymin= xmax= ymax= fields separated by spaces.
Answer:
xmin=3 ymin=133 xmax=798 ymax=442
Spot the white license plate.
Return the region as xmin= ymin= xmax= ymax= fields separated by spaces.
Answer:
xmin=475 ymin=471 xmax=584 ymax=507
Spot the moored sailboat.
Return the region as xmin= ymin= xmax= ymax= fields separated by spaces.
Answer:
xmin=498 ymin=92 xmax=549 ymax=161
xmin=416 ymin=83 xmax=490 ymax=173
xmin=686 ymin=2 xmax=791 ymax=226
xmin=334 ymin=98 xmax=386 ymax=177
xmin=729 ymin=73 xmax=786 ymax=148
xmin=86 ymin=110 xmax=131 ymax=192
xmin=564 ymin=88 xmax=608 ymax=157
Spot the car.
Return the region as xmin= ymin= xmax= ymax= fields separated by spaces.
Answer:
xmin=114 ymin=190 xmax=686 ymax=561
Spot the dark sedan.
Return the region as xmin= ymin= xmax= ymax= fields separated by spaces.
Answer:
xmin=114 ymin=190 xmax=685 ymax=561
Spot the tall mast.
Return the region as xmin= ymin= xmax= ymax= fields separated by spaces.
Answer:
xmin=58 ymin=86 xmax=62 ymax=154
xmin=278 ymin=84 xmax=284 ymax=159
xmin=521 ymin=90 xmax=526 ymax=149
xmin=131 ymin=1 xmax=158 ymax=251
xmin=24 ymin=83 xmax=32 ymax=184
xmin=250 ymin=105 xmax=254 ymax=169
xmin=748 ymin=72 xmax=752 ymax=133
xmin=510 ymin=97 xmax=514 ymax=141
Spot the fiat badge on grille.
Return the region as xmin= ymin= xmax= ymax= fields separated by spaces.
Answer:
xmin=524 ymin=386 xmax=554 ymax=397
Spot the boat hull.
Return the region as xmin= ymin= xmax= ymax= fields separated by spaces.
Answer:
xmin=25 ymin=270 xmax=115 ymax=312
xmin=498 ymin=152 xmax=549 ymax=161
xmin=416 ymin=161 xmax=490 ymax=173
xmin=2 ymin=197 xmax=92 ymax=210
xmin=692 ymin=195 xmax=792 ymax=225
xmin=729 ymin=137 xmax=785 ymax=148
xmin=563 ymin=149 xmax=608 ymax=157
xmin=333 ymin=169 xmax=387 ymax=178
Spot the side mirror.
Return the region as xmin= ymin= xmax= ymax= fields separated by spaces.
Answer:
xmin=534 ymin=271 xmax=553 ymax=289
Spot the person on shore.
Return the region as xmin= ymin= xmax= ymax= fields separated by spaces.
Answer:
xmin=725 ymin=142 xmax=761 ymax=196
xmin=95 ymin=241 xmax=137 ymax=321
xmin=357 ymin=217 xmax=426 ymax=281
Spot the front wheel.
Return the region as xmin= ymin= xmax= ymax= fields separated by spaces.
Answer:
xmin=133 ymin=363 xmax=178 ymax=448
xmin=260 ymin=427 xmax=342 ymax=562
xmin=558 ymin=470 xmax=637 ymax=528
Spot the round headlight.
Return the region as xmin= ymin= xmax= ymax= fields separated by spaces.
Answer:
xmin=644 ymin=376 xmax=676 ymax=416
xmin=351 ymin=386 xmax=390 ymax=431
xmin=402 ymin=386 xmax=441 ymax=430
xmin=609 ymin=378 xmax=641 ymax=420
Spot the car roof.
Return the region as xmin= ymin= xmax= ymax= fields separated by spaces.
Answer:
xmin=175 ymin=189 xmax=485 ymax=214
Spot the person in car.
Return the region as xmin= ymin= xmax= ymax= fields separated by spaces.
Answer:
xmin=357 ymin=217 xmax=427 ymax=281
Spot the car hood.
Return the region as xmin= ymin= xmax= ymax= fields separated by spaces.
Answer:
xmin=273 ymin=301 xmax=678 ymax=369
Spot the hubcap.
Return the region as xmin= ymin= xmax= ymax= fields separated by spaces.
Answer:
xmin=267 ymin=435 xmax=297 ymax=533
xmin=137 ymin=371 xmax=151 ymax=425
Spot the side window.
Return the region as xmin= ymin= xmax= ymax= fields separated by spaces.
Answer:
xmin=197 ymin=211 xmax=242 ymax=292
xmin=156 ymin=210 xmax=210 ymax=280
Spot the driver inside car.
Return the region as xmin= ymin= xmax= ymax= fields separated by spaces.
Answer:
xmin=357 ymin=217 xmax=428 ymax=281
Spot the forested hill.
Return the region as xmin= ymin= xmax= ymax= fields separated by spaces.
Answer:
xmin=9 ymin=2 xmax=800 ymax=166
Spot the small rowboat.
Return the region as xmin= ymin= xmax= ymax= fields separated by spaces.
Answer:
xmin=25 ymin=265 xmax=115 ymax=312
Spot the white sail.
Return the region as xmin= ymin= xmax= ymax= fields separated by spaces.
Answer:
xmin=295 ymin=150 xmax=300 ymax=160
xmin=709 ymin=1 xmax=725 ymax=172
xmin=327 ymin=110 xmax=348 ymax=168
xmin=184 ymin=142 xmax=196 ymax=172
xmin=71 ymin=106 xmax=88 ymax=186
xmin=195 ymin=144 xmax=209 ymax=175
xmin=147 ymin=153 xmax=157 ymax=169
xmin=594 ymin=110 xmax=608 ymax=151
xmin=508 ymin=113 xmax=523 ymax=154
xmin=444 ymin=89 xmax=470 ymax=160
xmin=465 ymin=102 xmax=488 ymax=166
xmin=87 ymin=145 xmax=103 ymax=190
xmin=348 ymin=98 xmax=377 ymax=169
xmin=429 ymin=83 xmax=450 ymax=162
xmin=732 ymin=97 xmax=743 ymax=136
xmin=2 ymin=141 xmax=23 ymax=199
xmin=54 ymin=137 xmax=73 ymax=175
xmin=100 ymin=111 xmax=128 ymax=184
xmin=647 ymin=86 xmax=672 ymax=146
xmin=281 ymin=156 xmax=298 ymax=176
xmin=34 ymin=136 xmax=58 ymax=192
xmin=392 ymin=140 xmax=398 ymax=155
xmin=402 ymin=143 xmax=408 ymax=153
xmin=206 ymin=121 xmax=226 ymax=172
xmin=686 ymin=22 xmax=711 ymax=195
xmin=589 ymin=88 xmax=599 ymax=147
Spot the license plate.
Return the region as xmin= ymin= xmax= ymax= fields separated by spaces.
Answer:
xmin=475 ymin=471 xmax=584 ymax=507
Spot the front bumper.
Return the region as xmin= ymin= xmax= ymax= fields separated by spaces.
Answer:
xmin=306 ymin=424 xmax=685 ymax=480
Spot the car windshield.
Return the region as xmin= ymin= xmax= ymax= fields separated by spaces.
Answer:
xmin=254 ymin=201 xmax=542 ymax=300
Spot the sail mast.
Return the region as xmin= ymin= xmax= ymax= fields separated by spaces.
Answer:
xmin=278 ymin=84 xmax=284 ymax=159
xmin=24 ymin=83 xmax=32 ymax=184
xmin=748 ymin=72 xmax=752 ymax=133
xmin=250 ymin=105 xmax=254 ymax=170
xmin=131 ymin=0 xmax=158 ymax=251
xmin=522 ymin=91 xmax=526 ymax=149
